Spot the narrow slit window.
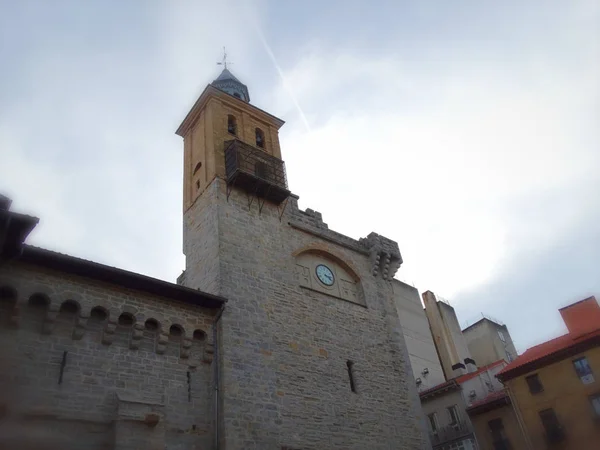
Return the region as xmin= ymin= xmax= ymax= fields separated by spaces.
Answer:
xmin=346 ymin=360 xmax=356 ymax=393
xmin=227 ymin=115 xmax=237 ymax=135
xmin=193 ymin=161 xmax=202 ymax=175
xmin=255 ymin=127 xmax=265 ymax=149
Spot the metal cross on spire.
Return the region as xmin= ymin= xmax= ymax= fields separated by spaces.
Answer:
xmin=217 ymin=47 xmax=233 ymax=70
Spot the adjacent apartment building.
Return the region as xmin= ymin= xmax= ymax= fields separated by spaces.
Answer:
xmin=416 ymin=290 xmax=529 ymax=450
xmin=419 ymin=360 xmax=512 ymax=450
xmin=463 ymin=316 xmax=518 ymax=366
xmin=497 ymin=296 xmax=600 ymax=450
xmin=466 ymin=389 xmax=527 ymax=450
xmin=422 ymin=291 xmax=476 ymax=379
xmin=393 ymin=281 xmax=446 ymax=392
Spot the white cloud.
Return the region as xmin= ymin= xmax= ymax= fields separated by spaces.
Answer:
xmin=268 ymin=15 xmax=599 ymax=298
xmin=0 ymin=0 xmax=597 ymax=339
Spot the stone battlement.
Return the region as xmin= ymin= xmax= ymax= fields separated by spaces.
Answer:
xmin=289 ymin=196 xmax=403 ymax=280
xmin=0 ymin=263 xmax=215 ymax=362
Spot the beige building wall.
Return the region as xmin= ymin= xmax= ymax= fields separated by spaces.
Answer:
xmin=463 ymin=318 xmax=517 ymax=367
xmin=422 ymin=291 xmax=473 ymax=379
xmin=460 ymin=362 xmax=507 ymax=408
xmin=469 ymin=402 xmax=528 ymax=450
xmin=392 ymin=280 xmax=445 ymax=391
xmin=421 ymin=385 xmax=477 ymax=450
xmin=505 ymin=347 xmax=600 ymax=450
xmin=422 ymin=388 xmax=467 ymax=429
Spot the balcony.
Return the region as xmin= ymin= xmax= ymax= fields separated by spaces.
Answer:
xmin=224 ymin=139 xmax=290 ymax=204
xmin=430 ymin=420 xmax=473 ymax=447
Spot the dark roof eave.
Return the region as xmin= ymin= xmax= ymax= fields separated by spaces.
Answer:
xmin=466 ymin=394 xmax=510 ymax=416
xmin=0 ymin=209 xmax=39 ymax=260
xmin=419 ymin=380 xmax=461 ymax=401
xmin=19 ymin=245 xmax=227 ymax=309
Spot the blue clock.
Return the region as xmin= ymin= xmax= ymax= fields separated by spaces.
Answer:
xmin=316 ymin=264 xmax=335 ymax=286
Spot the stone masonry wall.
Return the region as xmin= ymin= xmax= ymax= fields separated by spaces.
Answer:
xmin=183 ymin=178 xmax=429 ymax=450
xmin=0 ymin=263 xmax=217 ymax=450
xmin=182 ymin=178 xmax=222 ymax=296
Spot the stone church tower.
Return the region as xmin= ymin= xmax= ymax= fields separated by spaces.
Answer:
xmin=175 ymin=68 xmax=428 ymax=449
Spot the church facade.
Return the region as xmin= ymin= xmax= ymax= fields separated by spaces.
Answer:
xmin=0 ymin=68 xmax=428 ymax=449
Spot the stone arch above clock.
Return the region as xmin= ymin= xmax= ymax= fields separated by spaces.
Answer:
xmin=294 ymin=248 xmax=365 ymax=306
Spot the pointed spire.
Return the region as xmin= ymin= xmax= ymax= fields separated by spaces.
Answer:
xmin=211 ymin=48 xmax=250 ymax=102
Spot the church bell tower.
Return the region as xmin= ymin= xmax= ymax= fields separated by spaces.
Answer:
xmin=174 ymin=62 xmax=427 ymax=450
xmin=176 ymin=67 xmax=289 ymax=215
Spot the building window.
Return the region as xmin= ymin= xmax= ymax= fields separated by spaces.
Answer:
xmin=447 ymin=405 xmax=460 ymax=428
xmin=255 ymin=127 xmax=265 ymax=149
xmin=573 ymin=356 xmax=595 ymax=384
xmin=233 ymin=92 xmax=241 ymax=99
xmin=590 ymin=394 xmax=600 ymax=419
xmin=488 ymin=418 xmax=510 ymax=450
xmin=427 ymin=413 xmax=439 ymax=434
xmin=193 ymin=161 xmax=202 ymax=175
xmin=227 ymin=115 xmax=237 ymax=135
xmin=498 ymin=330 xmax=506 ymax=342
xmin=539 ymin=409 xmax=565 ymax=444
xmin=525 ymin=374 xmax=544 ymax=394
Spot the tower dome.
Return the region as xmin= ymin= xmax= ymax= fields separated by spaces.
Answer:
xmin=211 ymin=68 xmax=250 ymax=103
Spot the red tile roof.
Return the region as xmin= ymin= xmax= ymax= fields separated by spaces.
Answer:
xmin=466 ymin=390 xmax=510 ymax=415
xmin=497 ymin=296 xmax=600 ymax=381
xmin=455 ymin=359 xmax=506 ymax=385
xmin=468 ymin=390 xmax=508 ymax=409
xmin=418 ymin=379 xmax=459 ymax=400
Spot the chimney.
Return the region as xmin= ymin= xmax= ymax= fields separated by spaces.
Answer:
xmin=464 ymin=357 xmax=477 ymax=373
xmin=559 ymin=297 xmax=600 ymax=335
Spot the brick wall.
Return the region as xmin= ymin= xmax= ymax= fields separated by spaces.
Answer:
xmin=0 ymin=264 xmax=217 ymax=449
xmin=183 ymin=178 xmax=428 ymax=449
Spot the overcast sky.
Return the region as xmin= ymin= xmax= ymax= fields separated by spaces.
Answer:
xmin=1 ymin=0 xmax=598 ymax=352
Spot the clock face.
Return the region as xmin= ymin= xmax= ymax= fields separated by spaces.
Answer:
xmin=315 ymin=264 xmax=335 ymax=286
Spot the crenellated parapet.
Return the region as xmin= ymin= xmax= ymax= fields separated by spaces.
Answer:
xmin=0 ymin=280 xmax=214 ymax=362
xmin=288 ymin=198 xmax=403 ymax=281
xmin=359 ymin=232 xmax=403 ymax=280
